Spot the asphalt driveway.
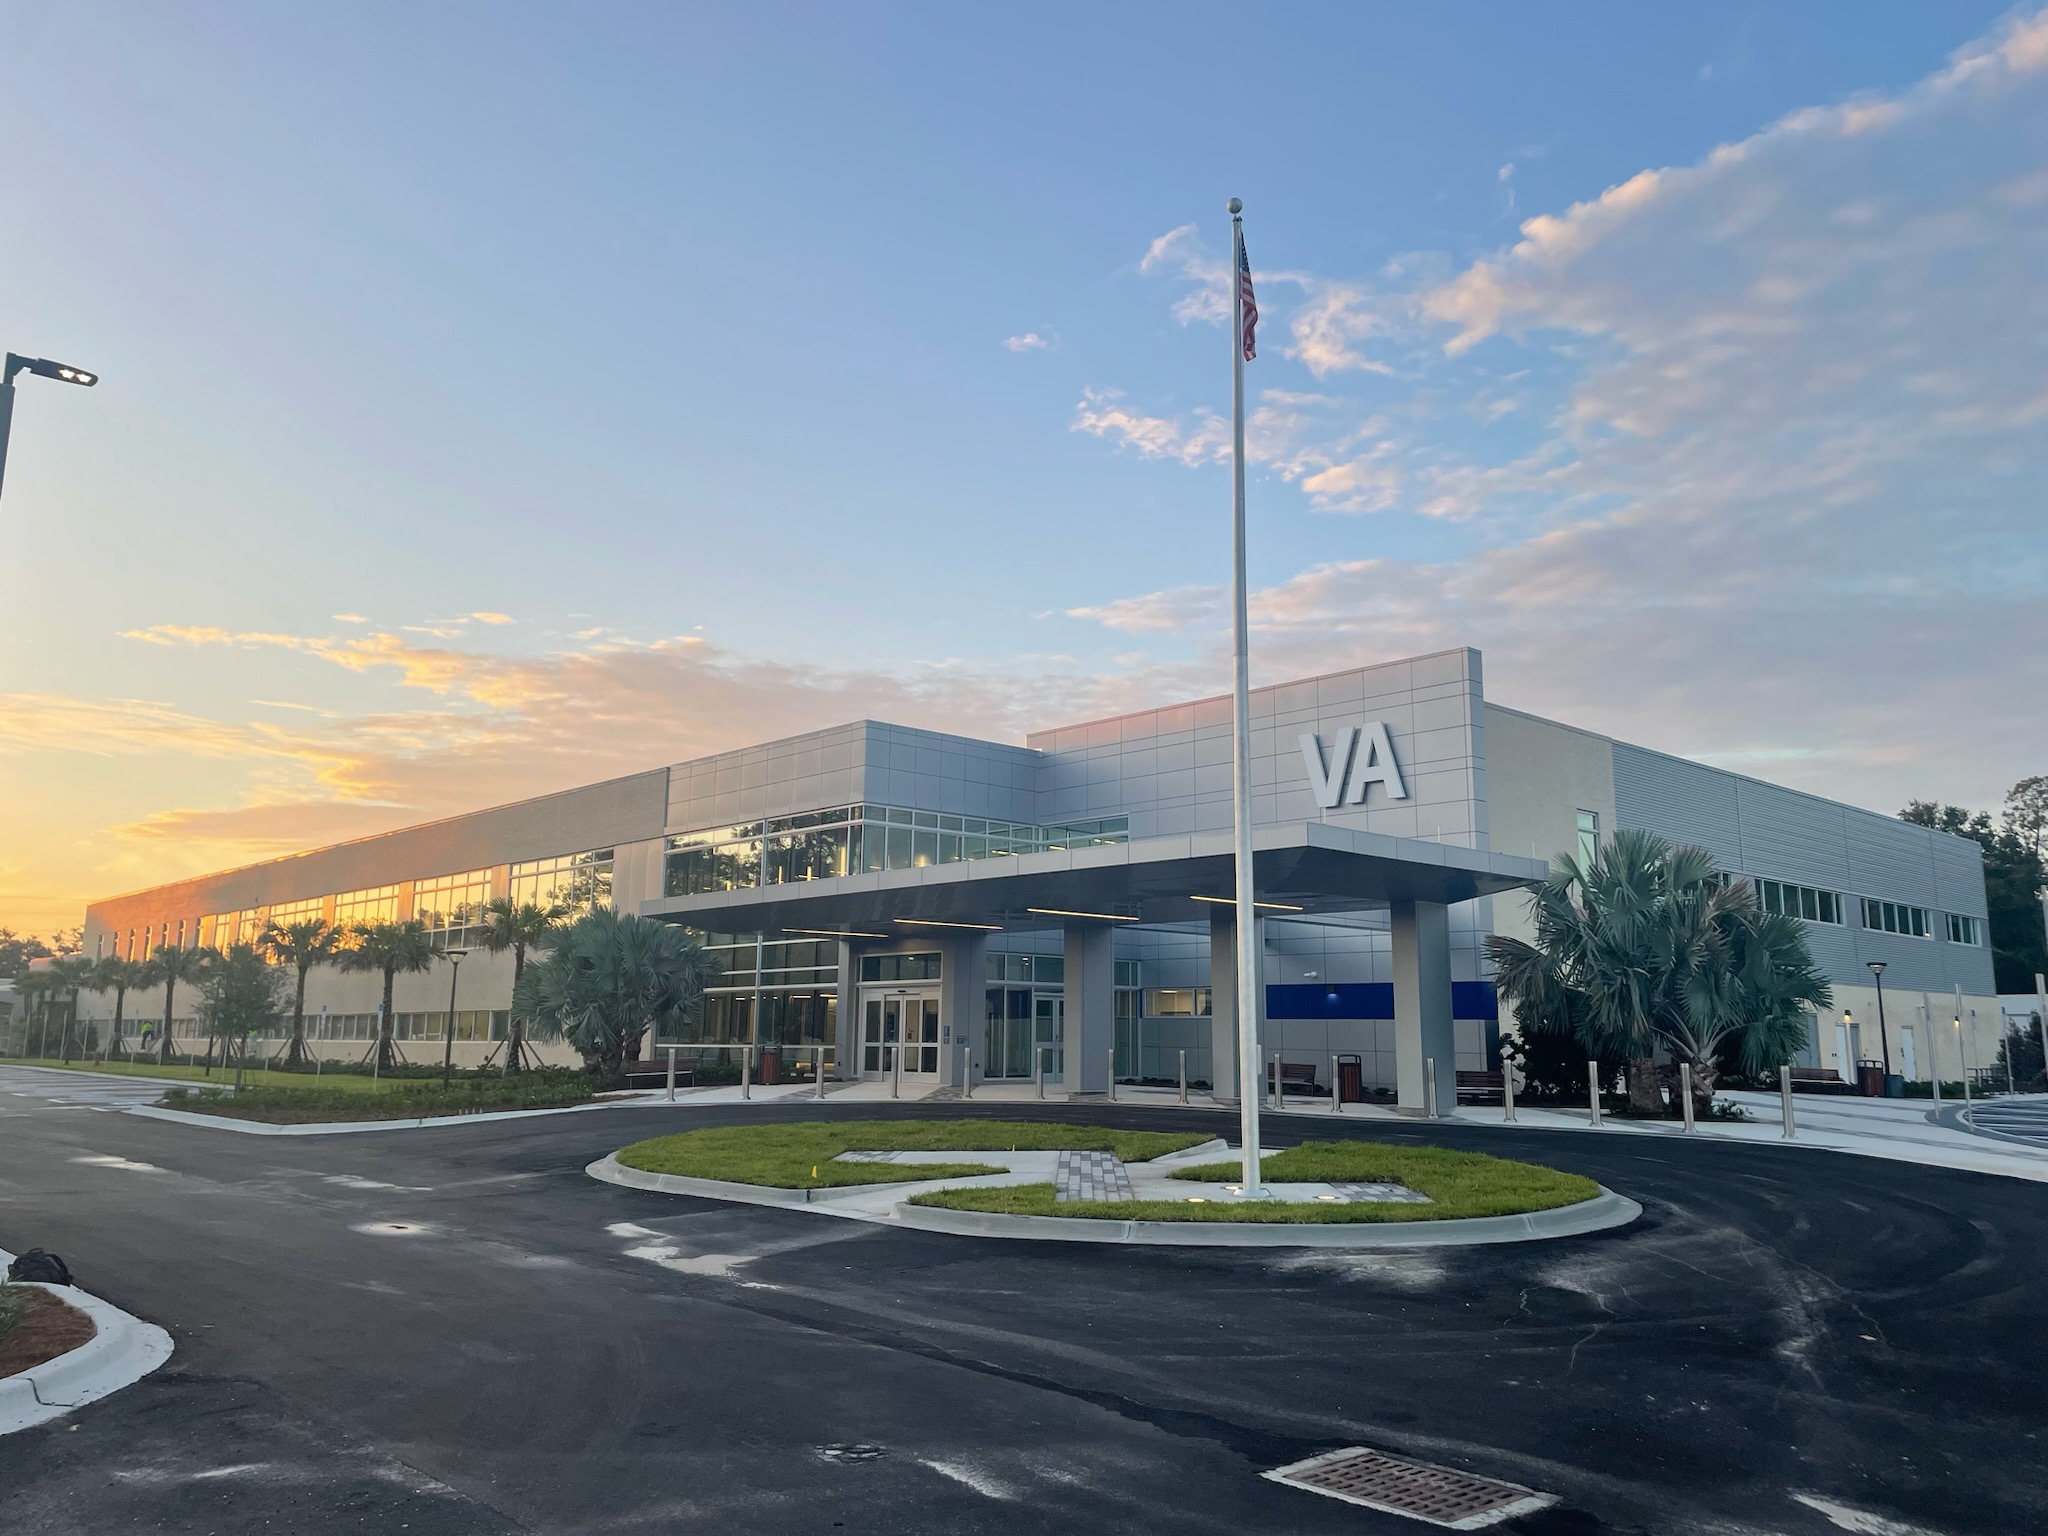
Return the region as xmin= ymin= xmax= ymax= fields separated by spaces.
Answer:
xmin=0 ymin=1069 xmax=2042 ymax=1534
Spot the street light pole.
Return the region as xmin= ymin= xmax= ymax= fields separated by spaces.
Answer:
xmin=441 ymin=949 xmax=468 ymax=1090
xmin=1868 ymin=960 xmax=1893 ymax=1092
xmin=0 ymin=352 xmax=100 ymax=504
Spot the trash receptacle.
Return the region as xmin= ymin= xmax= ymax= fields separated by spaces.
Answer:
xmin=1336 ymin=1054 xmax=1364 ymax=1105
xmin=1856 ymin=1061 xmax=1885 ymax=1097
xmin=758 ymin=1048 xmax=781 ymax=1086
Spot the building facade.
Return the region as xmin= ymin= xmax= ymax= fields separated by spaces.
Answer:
xmin=77 ymin=649 xmax=2001 ymax=1099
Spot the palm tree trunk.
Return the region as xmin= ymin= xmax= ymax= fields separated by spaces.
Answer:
xmin=506 ymin=944 xmax=526 ymax=1075
xmin=378 ymin=969 xmax=396 ymax=1071
xmin=160 ymin=981 xmax=176 ymax=1066
xmin=289 ymin=967 xmax=308 ymax=1067
xmin=1626 ymin=1057 xmax=1664 ymax=1114
xmin=111 ymin=989 xmax=126 ymax=1060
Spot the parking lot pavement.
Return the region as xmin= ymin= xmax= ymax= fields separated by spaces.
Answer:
xmin=0 ymin=1063 xmax=192 ymax=1111
xmin=2 ymin=1091 xmax=2045 ymax=1534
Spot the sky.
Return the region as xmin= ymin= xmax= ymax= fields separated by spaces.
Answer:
xmin=2 ymin=1 xmax=2045 ymax=937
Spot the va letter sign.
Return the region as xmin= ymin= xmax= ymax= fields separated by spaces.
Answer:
xmin=1299 ymin=723 xmax=1408 ymax=809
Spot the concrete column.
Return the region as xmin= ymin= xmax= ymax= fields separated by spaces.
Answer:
xmin=938 ymin=932 xmax=989 ymax=1089
xmin=1391 ymin=899 xmax=1456 ymax=1116
xmin=1209 ymin=909 xmax=1240 ymax=1101
xmin=1063 ymin=923 xmax=1116 ymax=1095
xmin=833 ymin=940 xmax=858 ymax=1080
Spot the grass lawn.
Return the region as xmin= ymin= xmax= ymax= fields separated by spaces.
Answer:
xmin=159 ymin=1068 xmax=598 ymax=1123
xmin=910 ymin=1141 xmax=1599 ymax=1223
xmin=11 ymin=1056 xmax=415 ymax=1094
xmin=616 ymin=1120 xmax=1212 ymax=1189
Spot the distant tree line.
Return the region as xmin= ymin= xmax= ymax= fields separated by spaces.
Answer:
xmin=1901 ymin=775 xmax=2047 ymax=993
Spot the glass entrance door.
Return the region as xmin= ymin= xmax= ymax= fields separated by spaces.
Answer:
xmin=984 ymin=986 xmax=1035 ymax=1078
xmin=1034 ymin=996 xmax=1064 ymax=1083
xmin=862 ymin=993 xmax=941 ymax=1079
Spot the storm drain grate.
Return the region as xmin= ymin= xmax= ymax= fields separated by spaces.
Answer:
xmin=1264 ymin=1448 xmax=1555 ymax=1529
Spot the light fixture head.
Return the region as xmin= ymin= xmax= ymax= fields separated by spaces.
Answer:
xmin=1866 ymin=960 xmax=1887 ymax=976
xmin=24 ymin=356 xmax=98 ymax=387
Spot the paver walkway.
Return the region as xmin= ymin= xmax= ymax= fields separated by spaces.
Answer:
xmin=1055 ymin=1149 xmax=1134 ymax=1203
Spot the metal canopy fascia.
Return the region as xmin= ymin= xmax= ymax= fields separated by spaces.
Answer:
xmin=634 ymin=822 xmax=1546 ymax=935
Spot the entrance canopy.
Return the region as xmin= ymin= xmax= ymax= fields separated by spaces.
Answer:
xmin=638 ymin=821 xmax=1546 ymax=935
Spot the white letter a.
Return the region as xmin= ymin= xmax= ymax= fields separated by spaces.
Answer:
xmin=1346 ymin=721 xmax=1408 ymax=804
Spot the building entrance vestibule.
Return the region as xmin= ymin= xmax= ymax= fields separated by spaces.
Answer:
xmin=983 ymin=986 xmax=1063 ymax=1082
xmin=861 ymin=991 xmax=940 ymax=1080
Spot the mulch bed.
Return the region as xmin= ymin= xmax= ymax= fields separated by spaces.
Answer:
xmin=0 ymin=1287 xmax=97 ymax=1378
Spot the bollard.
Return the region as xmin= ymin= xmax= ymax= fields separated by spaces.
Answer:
xmin=1331 ymin=1052 xmax=1342 ymax=1114
xmin=1109 ymin=1047 xmax=1118 ymax=1103
xmin=1502 ymin=1060 xmax=1516 ymax=1123
xmin=666 ymin=1046 xmax=678 ymax=1103
xmin=1587 ymin=1061 xmax=1602 ymax=1127
xmin=1425 ymin=1057 xmax=1439 ymax=1120
xmin=1680 ymin=1062 xmax=1695 ymax=1132
xmin=891 ymin=1040 xmax=901 ymax=1100
xmin=816 ymin=1044 xmax=827 ymax=1101
xmin=742 ymin=1046 xmax=752 ymax=1101
xmin=1780 ymin=1064 xmax=1796 ymax=1140
xmin=964 ymin=1047 xmax=975 ymax=1100
xmin=1177 ymin=1049 xmax=1188 ymax=1104
xmin=1035 ymin=1045 xmax=1046 ymax=1100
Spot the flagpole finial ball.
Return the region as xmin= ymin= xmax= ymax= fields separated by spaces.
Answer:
xmin=1227 ymin=197 xmax=1242 ymax=215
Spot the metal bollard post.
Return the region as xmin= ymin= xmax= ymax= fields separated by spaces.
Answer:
xmin=1425 ymin=1057 xmax=1439 ymax=1119
xmin=1587 ymin=1061 xmax=1603 ymax=1127
xmin=1680 ymin=1062 xmax=1695 ymax=1132
xmin=1502 ymin=1059 xmax=1516 ymax=1123
xmin=1177 ymin=1049 xmax=1188 ymax=1104
xmin=816 ymin=1044 xmax=827 ymax=1101
xmin=1780 ymin=1064 xmax=1796 ymax=1140
xmin=742 ymin=1046 xmax=752 ymax=1101
xmin=666 ymin=1046 xmax=678 ymax=1103
xmin=964 ymin=1047 xmax=974 ymax=1100
xmin=891 ymin=1040 xmax=901 ymax=1100
xmin=1109 ymin=1047 xmax=1117 ymax=1103
xmin=1331 ymin=1053 xmax=1342 ymax=1114
xmin=1269 ymin=1052 xmax=1282 ymax=1112
xmin=1035 ymin=1045 xmax=1045 ymax=1100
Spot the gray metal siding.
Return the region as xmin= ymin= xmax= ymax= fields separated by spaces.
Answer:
xmin=1611 ymin=741 xmax=1994 ymax=996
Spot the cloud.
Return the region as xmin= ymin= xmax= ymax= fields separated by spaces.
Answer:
xmin=1003 ymin=332 xmax=1052 ymax=352
xmin=3 ymin=626 xmax=1200 ymax=916
xmin=1140 ymin=223 xmax=1232 ymax=324
xmin=331 ymin=613 xmax=369 ymax=624
xmin=1065 ymin=7 xmax=2048 ymax=816
xmin=468 ymin=612 xmax=514 ymax=625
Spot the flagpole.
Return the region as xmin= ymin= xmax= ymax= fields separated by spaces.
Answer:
xmin=1228 ymin=196 xmax=1265 ymax=1196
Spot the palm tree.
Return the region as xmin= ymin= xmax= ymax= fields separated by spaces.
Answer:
xmin=143 ymin=945 xmax=215 ymax=1066
xmin=513 ymin=911 xmax=719 ymax=1081
xmin=46 ymin=955 xmax=94 ymax=1063
xmin=335 ymin=919 xmax=440 ymax=1070
xmin=15 ymin=970 xmax=57 ymax=1059
xmin=90 ymin=956 xmax=140 ymax=1060
xmin=257 ymin=918 xmax=340 ymax=1068
xmin=470 ymin=897 xmax=566 ymax=1073
xmin=1487 ymin=828 xmax=1832 ymax=1117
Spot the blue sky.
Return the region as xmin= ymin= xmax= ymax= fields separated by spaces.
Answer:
xmin=1 ymin=1 xmax=2042 ymax=933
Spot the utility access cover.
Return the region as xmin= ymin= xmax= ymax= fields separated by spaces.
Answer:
xmin=1264 ymin=1447 xmax=1555 ymax=1529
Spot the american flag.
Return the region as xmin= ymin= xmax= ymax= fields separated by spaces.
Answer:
xmin=1237 ymin=237 xmax=1258 ymax=361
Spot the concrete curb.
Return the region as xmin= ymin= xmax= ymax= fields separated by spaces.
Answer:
xmin=0 ymin=1250 xmax=175 ymax=1435
xmin=125 ymin=1099 xmax=643 ymax=1137
xmin=119 ymin=1084 xmax=833 ymax=1137
xmin=585 ymin=1153 xmax=1640 ymax=1248
xmin=585 ymin=1154 xmax=988 ymax=1212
